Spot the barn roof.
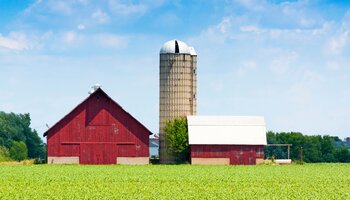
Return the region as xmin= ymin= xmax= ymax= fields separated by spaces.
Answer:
xmin=43 ymin=88 xmax=152 ymax=137
xmin=187 ymin=116 xmax=267 ymax=145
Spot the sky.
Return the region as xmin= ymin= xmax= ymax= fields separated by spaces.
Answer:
xmin=0 ymin=0 xmax=350 ymax=141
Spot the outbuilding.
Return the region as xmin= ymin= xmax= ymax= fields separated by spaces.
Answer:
xmin=187 ymin=116 xmax=267 ymax=165
xmin=44 ymin=87 xmax=151 ymax=165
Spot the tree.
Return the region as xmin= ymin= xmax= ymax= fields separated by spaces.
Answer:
xmin=264 ymin=131 xmax=348 ymax=163
xmin=163 ymin=117 xmax=189 ymax=163
xmin=0 ymin=146 xmax=11 ymax=162
xmin=335 ymin=146 xmax=350 ymax=163
xmin=321 ymin=135 xmax=337 ymax=162
xmin=0 ymin=111 xmax=46 ymax=159
xmin=10 ymin=141 xmax=28 ymax=161
xmin=303 ymin=136 xmax=322 ymax=162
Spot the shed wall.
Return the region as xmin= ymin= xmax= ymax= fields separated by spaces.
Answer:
xmin=191 ymin=145 xmax=264 ymax=165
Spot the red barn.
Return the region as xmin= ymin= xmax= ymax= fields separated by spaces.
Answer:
xmin=44 ymin=87 xmax=151 ymax=165
xmin=187 ymin=116 xmax=266 ymax=165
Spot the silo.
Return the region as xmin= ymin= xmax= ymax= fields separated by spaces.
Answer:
xmin=159 ymin=39 xmax=197 ymax=163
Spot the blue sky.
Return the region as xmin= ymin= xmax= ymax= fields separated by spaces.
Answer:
xmin=0 ymin=0 xmax=350 ymax=140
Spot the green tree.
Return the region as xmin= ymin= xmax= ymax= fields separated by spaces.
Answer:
xmin=0 ymin=111 xmax=46 ymax=159
xmin=10 ymin=141 xmax=28 ymax=161
xmin=264 ymin=131 xmax=347 ymax=163
xmin=303 ymin=136 xmax=322 ymax=162
xmin=335 ymin=146 xmax=350 ymax=162
xmin=321 ymin=135 xmax=337 ymax=162
xmin=163 ymin=117 xmax=189 ymax=163
xmin=0 ymin=146 xmax=11 ymax=162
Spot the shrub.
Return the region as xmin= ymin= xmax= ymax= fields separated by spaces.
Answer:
xmin=10 ymin=141 xmax=28 ymax=161
xmin=163 ymin=117 xmax=189 ymax=163
xmin=0 ymin=146 xmax=12 ymax=162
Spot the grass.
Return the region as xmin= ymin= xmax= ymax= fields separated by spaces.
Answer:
xmin=0 ymin=159 xmax=34 ymax=165
xmin=0 ymin=164 xmax=349 ymax=199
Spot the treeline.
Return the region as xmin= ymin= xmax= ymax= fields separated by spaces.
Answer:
xmin=0 ymin=111 xmax=46 ymax=162
xmin=265 ymin=131 xmax=350 ymax=163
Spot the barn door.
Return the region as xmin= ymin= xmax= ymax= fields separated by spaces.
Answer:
xmin=80 ymin=126 xmax=117 ymax=164
xmin=80 ymin=143 xmax=117 ymax=164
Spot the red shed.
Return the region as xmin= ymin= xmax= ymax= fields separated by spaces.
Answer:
xmin=187 ymin=116 xmax=266 ymax=165
xmin=44 ymin=87 xmax=151 ymax=165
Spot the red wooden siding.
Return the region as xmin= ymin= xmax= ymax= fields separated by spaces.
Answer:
xmin=45 ymin=88 xmax=150 ymax=164
xmin=191 ymin=145 xmax=264 ymax=165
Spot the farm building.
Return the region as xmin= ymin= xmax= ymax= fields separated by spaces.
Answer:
xmin=187 ymin=116 xmax=267 ymax=165
xmin=44 ymin=86 xmax=151 ymax=165
xmin=159 ymin=39 xmax=197 ymax=163
xmin=150 ymin=137 xmax=159 ymax=158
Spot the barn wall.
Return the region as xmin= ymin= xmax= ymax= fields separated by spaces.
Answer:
xmin=191 ymin=145 xmax=264 ymax=165
xmin=48 ymin=157 xmax=79 ymax=164
xmin=47 ymin=90 xmax=149 ymax=165
xmin=117 ymin=157 xmax=149 ymax=165
xmin=191 ymin=158 xmax=229 ymax=165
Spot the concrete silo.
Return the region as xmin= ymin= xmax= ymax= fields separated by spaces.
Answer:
xmin=159 ymin=39 xmax=197 ymax=163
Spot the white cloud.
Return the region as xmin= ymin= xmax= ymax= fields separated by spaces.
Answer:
xmin=326 ymin=61 xmax=341 ymax=71
xmin=194 ymin=17 xmax=236 ymax=44
xmin=24 ymin=0 xmax=90 ymax=16
xmin=49 ymin=1 xmax=72 ymax=15
xmin=198 ymin=13 xmax=330 ymax=47
xmin=108 ymin=0 xmax=148 ymax=16
xmin=300 ymin=18 xmax=316 ymax=27
xmin=217 ymin=17 xmax=232 ymax=33
xmin=76 ymin=0 xmax=89 ymax=5
xmin=23 ymin=0 xmax=42 ymax=15
xmin=287 ymin=83 xmax=311 ymax=105
xmin=269 ymin=51 xmax=298 ymax=74
xmin=62 ymin=31 xmax=81 ymax=44
xmin=92 ymin=9 xmax=110 ymax=24
xmin=287 ymin=70 xmax=324 ymax=105
xmin=237 ymin=61 xmax=256 ymax=75
xmin=240 ymin=25 xmax=262 ymax=34
xmin=77 ymin=24 xmax=86 ymax=30
xmin=0 ymin=32 xmax=29 ymax=50
xmin=233 ymin=0 xmax=265 ymax=11
xmin=94 ymin=34 xmax=127 ymax=48
xmin=325 ymin=31 xmax=348 ymax=55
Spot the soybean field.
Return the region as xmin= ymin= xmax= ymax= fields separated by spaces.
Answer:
xmin=0 ymin=164 xmax=349 ymax=199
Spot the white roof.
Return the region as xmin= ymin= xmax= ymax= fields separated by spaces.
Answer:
xmin=160 ymin=39 xmax=193 ymax=54
xmin=187 ymin=116 xmax=267 ymax=145
xmin=188 ymin=46 xmax=197 ymax=56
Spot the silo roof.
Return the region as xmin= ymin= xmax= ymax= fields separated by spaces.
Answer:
xmin=188 ymin=46 xmax=197 ymax=56
xmin=160 ymin=39 xmax=193 ymax=54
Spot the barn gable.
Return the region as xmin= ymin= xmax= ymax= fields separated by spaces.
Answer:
xmin=44 ymin=88 xmax=151 ymax=165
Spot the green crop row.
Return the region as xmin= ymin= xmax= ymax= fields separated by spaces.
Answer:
xmin=0 ymin=164 xmax=349 ymax=199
